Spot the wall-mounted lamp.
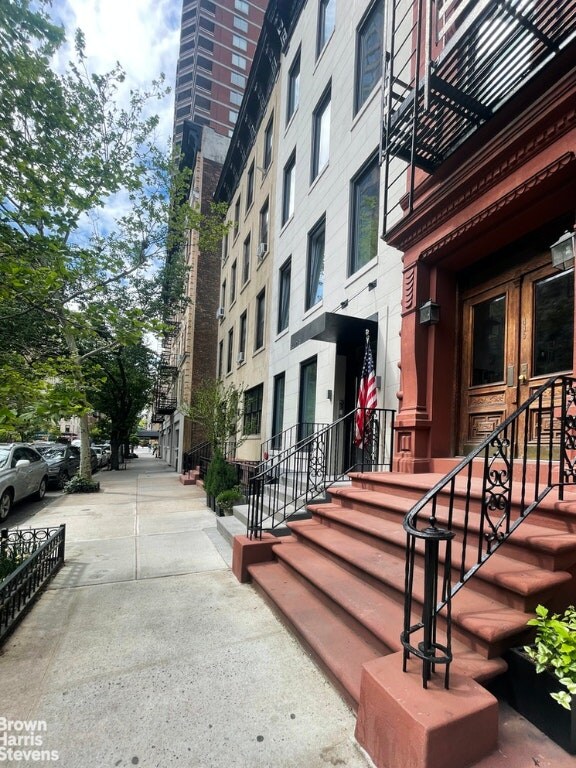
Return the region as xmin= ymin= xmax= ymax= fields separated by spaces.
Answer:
xmin=340 ymin=299 xmax=349 ymax=309
xmin=419 ymin=299 xmax=440 ymax=326
xmin=368 ymin=280 xmax=377 ymax=290
xmin=550 ymin=230 xmax=575 ymax=271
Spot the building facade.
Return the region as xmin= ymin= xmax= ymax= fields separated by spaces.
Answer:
xmin=173 ymin=0 xmax=268 ymax=144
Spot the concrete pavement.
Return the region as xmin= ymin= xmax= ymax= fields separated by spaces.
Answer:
xmin=0 ymin=452 xmax=371 ymax=768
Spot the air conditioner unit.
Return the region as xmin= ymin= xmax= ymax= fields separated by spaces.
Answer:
xmin=236 ymin=352 xmax=244 ymax=364
xmin=216 ymin=307 xmax=225 ymax=320
xmin=256 ymin=242 xmax=268 ymax=259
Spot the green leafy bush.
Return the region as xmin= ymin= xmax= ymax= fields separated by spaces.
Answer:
xmin=524 ymin=604 xmax=576 ymax=710
xmin=205 ymin=450 xmax=238 ymax=499
xmin=64 ymin=476 xmax=100 ymax=494
xmin=216 ymin=487 xmax=243 ymax=514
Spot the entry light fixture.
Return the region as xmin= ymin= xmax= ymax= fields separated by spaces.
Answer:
xmin=550 ymin=230 xmax=575 ymax=271
xmin=419 ymin=299 xmax=440 ymax=326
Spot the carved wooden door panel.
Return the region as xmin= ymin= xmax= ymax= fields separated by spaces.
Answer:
xmin=459 ymin=262 xmax=574 ymax=455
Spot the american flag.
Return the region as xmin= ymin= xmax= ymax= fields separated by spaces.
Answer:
xmin=354 ymin=333 xmax=377 ymax=448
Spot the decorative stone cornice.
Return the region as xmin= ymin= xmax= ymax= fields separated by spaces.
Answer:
xmin=420 ymin=153 xmax=575 ymax=260
xmin=388 ymin=105 xmax=576 ymax=252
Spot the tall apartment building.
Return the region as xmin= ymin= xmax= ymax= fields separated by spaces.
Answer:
xmin=173 ymin=0 xmax=269 ymax=144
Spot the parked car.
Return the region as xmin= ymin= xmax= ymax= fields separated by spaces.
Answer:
xmin=43 ymin=444 xmax=81 ymax=489
xmin=0 ymin=443 xmax=48 ymax=521
xmin=92 ymin=445 xmax=110 ymax=468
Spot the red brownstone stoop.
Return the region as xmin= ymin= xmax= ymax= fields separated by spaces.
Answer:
xmin=355 ymin=653 xmax=498 ymax=768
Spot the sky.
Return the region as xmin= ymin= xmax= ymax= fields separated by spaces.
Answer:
xmin=51 ymin=0 xmax=182 ymax=149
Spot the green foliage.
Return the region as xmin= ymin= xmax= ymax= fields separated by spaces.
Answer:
xmin=215 ymin=487 xmax=243 ymax=514
xmin=525 ymin=604 xmax=576 ymax=710
xmin=204 ymin=450 xmax=238 ymax=499
xmin=182 ymin=379 xmax=244 ymax=452
xmin=0 ymin=549 xmax=26 ymax=581
xmin=64 ymin=475 xmax=100 ymax=494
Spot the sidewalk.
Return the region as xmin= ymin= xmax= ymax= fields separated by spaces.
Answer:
xmin=0 ymin=453 xmax=371 ymax=768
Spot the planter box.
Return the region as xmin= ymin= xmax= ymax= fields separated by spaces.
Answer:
xmin=503 ymin=648 xmax=576 ymax=754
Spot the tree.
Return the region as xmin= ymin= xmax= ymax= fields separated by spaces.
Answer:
xmin=86 ymin=344 xmax=155 ymax=470
xmin=181 ymin=380 xmax=245 ymax=455
xmin=0 ymin=1 xmax=185 ymax=479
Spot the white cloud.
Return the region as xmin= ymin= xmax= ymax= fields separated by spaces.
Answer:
xmin=52 ymin=0 xmax=181 ymax=147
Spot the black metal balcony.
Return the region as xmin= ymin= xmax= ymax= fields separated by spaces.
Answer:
xmin=382 ymin=0 xmax=576 ymax=230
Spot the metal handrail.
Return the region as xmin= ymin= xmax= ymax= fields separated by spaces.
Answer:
xmin=182 ymin=440 xmax=212 ymax=474
xmin=248 ymin=407 xmax=396 ymax=539
xmin=260 ymin=422 xmax=329 ymax=457
xmin=402 ymin=375 xmax=576 ymax=688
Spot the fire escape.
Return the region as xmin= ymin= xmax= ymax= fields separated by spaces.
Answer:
xmin=381 ymin=0 xmax=576 ymax=233
xmin=151 ymin=318 xmax=179 ymax=423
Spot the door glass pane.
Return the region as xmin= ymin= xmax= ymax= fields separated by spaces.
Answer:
xmin=472 ymin=295 xmax=506 ymax=385
xmin=272 ymin=374 xmax=285 ymax=449
xmin=299 ymin=359 xmax=317 ymax=439
xmin=533 ymin=270 xmax=574 ymax=377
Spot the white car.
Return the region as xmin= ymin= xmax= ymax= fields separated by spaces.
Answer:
xmin=0 ymin=443 xmax=49 ymax=521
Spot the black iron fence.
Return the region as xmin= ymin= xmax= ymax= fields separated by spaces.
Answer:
xmin=0 ymin=525 xmax=66 ymax=644
xmin=248 ymin=408 xmax=396 ymax=539
xmin=402 ymin=375 xmax=576 ymax=689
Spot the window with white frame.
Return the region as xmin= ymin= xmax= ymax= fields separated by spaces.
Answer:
xmin=242 ymin=233 xmax=251 ymax=284
xmin=278 ymin=257 xmax=291 ymax=333
xmin=235 ymin=0 xmax=249 ymax=13
xmin=287 ymin=51 xmax=300 ymax=124
xmin=232 ymin=53 xmax=247 ymax=69
xmin=263 ymin=114 xmax=273 ymax=170
xmin=230 ymin=260 xmax=237 ymax=305
xmin=306 ymin=216 xmax=325 ymax=310
xmin=233 ymin=15 xmax=248 ymax=32
xmin=227 ymin=328 xmax=234 ymax=373
xmin=246 ymin=162 xmax=255 ymax=210
xmin=311 ymin=85 xmax=331 ymax=180
xmin=255 ymin=289 xmax=265 ymax=350
xmin=282 ymin=152 xmax=296 ymax=226
xmin=350 ymin=154 xmax=380 ymax=275
xmin=243 ymin=384 xmax=263 ymax=435
xmin=355 ymin=0 xmax=384 ymax=114
xmin=232 ymin=34 xmax=247 ymax=51
xmin=230 ymin=89 xmax=243 ymax=106
xmin=239 ymin=311 xmax=247 ymax=362
xmin=231 ymin=71 xmax=246 ymax=88
xmin=259 ymin=198 xmax=269 ymax=250
xmin=317 ymin=0 xmax=336 ymax=57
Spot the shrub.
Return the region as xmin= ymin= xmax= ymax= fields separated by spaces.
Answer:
xmin=64 ymin=476 xmax=100 ymax=494
xmin=216 ymin=487 xmax=243 ymax=514
xmin=205 ymin=450 xmax=238 ymax=499
xmin=524 ymin=604 xmax=576 ymax=710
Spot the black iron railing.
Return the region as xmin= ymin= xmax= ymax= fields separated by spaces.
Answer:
xmin=261 ymin=422 xmax=329 ymax=455
xmin=0 ymin=525 xmax=66 ymax=644
xmin=402 ymin=375 xmax=576 ymax=689
xmin=182 ymin=441 xmax=212 ymax=475
xmin=248 ymin=408 xmax=396 ymax=539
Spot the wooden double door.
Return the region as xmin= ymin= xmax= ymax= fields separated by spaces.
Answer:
xmin=459 ymin=258 xmax=574 ymax=454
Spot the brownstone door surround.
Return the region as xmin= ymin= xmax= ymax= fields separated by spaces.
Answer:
xmin=458 ymin=254 xmax=574 ymax=455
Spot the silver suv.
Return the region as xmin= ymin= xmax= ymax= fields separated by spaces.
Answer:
xmin=0 ymin=443 xmax=48 ymax=521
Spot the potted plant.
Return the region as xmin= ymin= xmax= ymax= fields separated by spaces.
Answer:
xmin=216 ymin=487 xmax=243 ymax=516
xmin=503 ymin=604 xmax=576 ymax=754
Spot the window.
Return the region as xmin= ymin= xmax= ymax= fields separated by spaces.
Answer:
xmin=183 ymin=7 xmax=197 ymax=23
xmin=227 ymin=328 xmax=234 ymax=373
xmin=278 ymin=258 xmax=291 ymax=333
xmin=199 ymin=17 xmax=215 ymax=32
xmin=197 ymin=75 xmax=212 ymax=91
xmin=282 ymin=152 xmax=296 ymax=226
xmin=230 ymin=260 xmax=237 ymax=304
xmin=533 ymin=271 xmax=574 ymax=376
xmin=180 ymin=39 xmax=195 ymax=54
xmin=218 ymin=340 xmax=223 ymax=378
xmin=255 ymin=289 xmax=266 ymax=350
xmin=180 ymin=55 xmax=195 ymax=70
xmin=242 ymin=234 xmax=251 ymax=283
xmin=287 ymin=51 xmax=300 ymax=124
xmin=201 ymin=0 xmax=215 ymax=12
xmin=198 ymin=35 xmax=214 ymax=52
xmin=196 ymin=95 xmax=211 ymax=111
xmin=222 ymin=232 xmax=229 ymax=262
xmin=232 ymin=34 xmax=247 ymax=51
xmin=246 ymin=162 xmax=255 ymax=210
xmin=311 ymin=85 xmax=331 ymax=180
xmin=234 ymin=197 xmax=241 ymax=238
xmin=350 ymin=154 xmax=380 ymax=274
xmin=271 ymin=373 xmax=286 ymax=448
xmin=233 ymin=16 xmax=248 ymax=32
xmin=177 ymin=88 xmax=192 ymax=102
xmin=259 ymin=199 xmax=269 ymax=249
xmin=221 ymin=279 xmax=227 ymax=309
xmin=232 ymin=53 xmax=247 ymax=69
xmin=197 ymin=55 xmax=213 ymax=72
xmin=355 ymin=0 xmax=384 ymax=113
xmin=239 ymin=311 xmax=247 ymax=361
xmin=176 ymin=105 xmax=190 ymax=119
xmin=317 ymin=0 xmax=336 ymax=57
xmin=235 ymin=0 xmax=249 ymax=13
xmin=243 ymin=384 xmax=263 ymax=435
xmin=306 ymin=217 xmax=325 ymax=309
xmin=229 ymin=110 xmax=238 ymax=124
xmin=263 ymin=115 xmax=273 ymax=170
xmin=299 ymin=358 xmax=317 ymax=439
xmin=231 ymin=71 xmax=246 ymax=88
xmin=178 ymin=72 xmax=194 ymax=87
xmin=230 ymin=89 xmax=243 ymax=106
